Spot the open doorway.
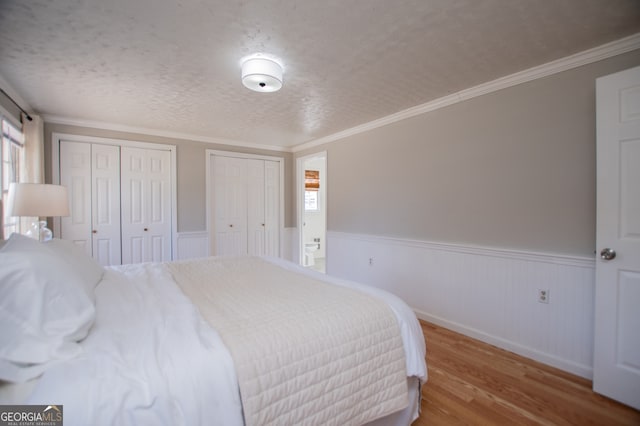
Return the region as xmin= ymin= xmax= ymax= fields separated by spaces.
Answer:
xmin=297 ymin=152 xmax=327 ymax=273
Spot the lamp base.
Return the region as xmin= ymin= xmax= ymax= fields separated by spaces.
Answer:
xmin=25 ymin=220 xmax=53 ymax=242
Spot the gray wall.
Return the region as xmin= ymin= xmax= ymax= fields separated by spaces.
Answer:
xmin=296 ymin=49 xmax=640 ymax=257
xmin=0 ymin=91 xmax=22 ymax=124
xmin=44 ymin=123 xmax=294 ymax=232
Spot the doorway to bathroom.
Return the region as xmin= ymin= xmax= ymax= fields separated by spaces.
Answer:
xmin=297 ymin=152 xmax=327 ymax=273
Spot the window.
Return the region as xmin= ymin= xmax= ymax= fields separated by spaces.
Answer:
xmin=304 ymin=170 xmax=319 ymax=211
xmin=305 ymin=190 xmax=318 ymax=211
xmin=1 ymin=119 xmax=24 ymax=238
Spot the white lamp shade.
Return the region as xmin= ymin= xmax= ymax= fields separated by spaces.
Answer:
xmin=242 ymin=57 xmax=283 ymax=92
xmin=7 ymin=183 xmax=70 ymax=217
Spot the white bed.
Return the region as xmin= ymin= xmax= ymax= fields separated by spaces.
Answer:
xmin=0 ymin=233 xmax=427 ymax=425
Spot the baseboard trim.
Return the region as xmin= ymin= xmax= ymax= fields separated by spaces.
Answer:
xmin=414 ymin=309 xmax=593 ymax=379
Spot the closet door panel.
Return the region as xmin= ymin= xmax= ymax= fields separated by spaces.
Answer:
xmin=91 ymin=144 xmax=121 ymax=266
xmin=213 ymin=156 xmax=247 ymax=256
xmin=121 ymin=147 xmax=147 ymax=264
xmin=121 ymin=147 xmax=172 ymax=264
xmin=128 ymin=236 xmax=145 ymax=264
xmin=147 ymin=149 xmax=172 ymax=262
xmin=247 ymin=159 xmax=265 ymax=256
xmin=60 ymin=141 xmax=92 ymax=255
xmin=264 ymin=160 xmax=280 ymax=257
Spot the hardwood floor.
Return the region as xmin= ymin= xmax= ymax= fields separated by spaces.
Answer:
xmin=413 ymin=321 xmax=640 ymax=425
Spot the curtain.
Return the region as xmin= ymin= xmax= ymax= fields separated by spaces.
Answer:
xmin=20 ymin=113 xmax=44 ymax=183
xmin=19 ymin=113 xmax=45 ymax=233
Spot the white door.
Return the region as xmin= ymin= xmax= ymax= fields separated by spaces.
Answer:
xmin=60 ymin=141 xmax=121 ymax=266
xmin=91 ymin=144 xmax=121 ymax=266
xmin=264 ymin=160 xmax=280 ymax=257
xmin=213 ymin=156 xmax=248 ymax=256
xmin=593 ymin=65 xmax=640 ymax=409
xmin=121 ymin=147 xmax=172 ymax=264
xmin=247 ymin=159 xmax=265 ymax=256
xmin=146 ymin=149 xmax=172 ymax=262
xmin=60 ymin=141 xmax=92 ymax=255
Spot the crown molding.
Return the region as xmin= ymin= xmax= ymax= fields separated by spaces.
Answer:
xmin=43 ymin=115 xmax=290 ymax=153
xmin=35 ymin=32 xmax=640 ymax=154
xmin=292 ymin=32 xmax=640 ymax=153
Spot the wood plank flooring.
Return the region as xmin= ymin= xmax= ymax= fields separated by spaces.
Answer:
xmin=413 ymin=321 xmax=640 ymax=425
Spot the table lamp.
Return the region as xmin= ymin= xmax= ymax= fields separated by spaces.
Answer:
xmin=7 ymin=183 xmax=70 ymax=241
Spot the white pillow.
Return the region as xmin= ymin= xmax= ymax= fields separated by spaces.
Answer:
xmin=43 ymin=238 xmax=104 ymax=302
xmin=0 ymin=234 xmax=96 ymax=382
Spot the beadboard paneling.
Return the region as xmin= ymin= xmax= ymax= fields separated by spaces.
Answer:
xmin=283 ymin=227 xmax=299 ymax=263
xmin=176 ymin=231 xmax=209 ymax=260
xmin=327 ymin=231 xmax=596 ymax=378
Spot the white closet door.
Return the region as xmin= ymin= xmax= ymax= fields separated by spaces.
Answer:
xmin=121 ymin=147 xmax=172 ymax=264
xmin=60 ymin=142 xmax=121 ymax=266
xmin=213 ymin=155 xmax=248 ymax=256
xmin=264 ymin=160 xmax=280 ymax=257
xmin=146 ymin=149 xmax=172 ymax=262
xmin=247 ymin=159 xmax=265 ymax=256
xmin=210 ymin=154 xmax=281 ymax=257
xmin=91 ymin=144 xmax=121 ymax=266
xmin=60 ymin=141 xmax=92 ymax=255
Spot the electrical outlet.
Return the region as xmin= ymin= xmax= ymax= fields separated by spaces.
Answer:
xmin=537 ymin=289 xmax=550 ymax=304
xmin=369 ymin=257 xmax=374 ymax=266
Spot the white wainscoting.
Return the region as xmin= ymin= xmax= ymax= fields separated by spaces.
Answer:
xmin=177 ymin=229 xmax=298 ymax=262
xmin=175 ymin=231 xmax=209 ymax=260
xmin=283 ymin=227 xmax=299 ymax=263
xmin=327 ymin=231 xmax=596 ymax=379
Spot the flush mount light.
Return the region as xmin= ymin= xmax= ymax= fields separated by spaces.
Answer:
xmin=241 ymin=56 xmax=283 ymax=93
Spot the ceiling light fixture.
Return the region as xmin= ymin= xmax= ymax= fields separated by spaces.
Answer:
xmin=241 ymin=56 xmax=283 ymax=93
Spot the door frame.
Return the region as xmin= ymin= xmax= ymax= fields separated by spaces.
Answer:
xmin=205 ymin=149 xmax=285 ymax=258
xmin=296 ymin=151 xmax=327 ymax=268
xmin=51 ymin=132 xmax=178 ymax=259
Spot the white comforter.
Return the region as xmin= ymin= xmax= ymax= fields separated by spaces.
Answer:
xmin=21 ymin=258 xmax=426 ymax=425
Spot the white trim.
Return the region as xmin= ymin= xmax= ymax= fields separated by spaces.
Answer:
xmin=413 ymin=309 xmax=593 ymax=379
xmin=51 ymin=132 xmax=178 ymax=261
xmin=296 ymin=151 xmax=328 ymax=267
xmin=292 ymin=32 xmax=640 ymax=152
xmin=205 ymin=149 xmax=285 ymax=258
xmin=328 ymin=231 xmax=595 ymax=268
xmin=44 ymin=115 xmax=289 ymax=153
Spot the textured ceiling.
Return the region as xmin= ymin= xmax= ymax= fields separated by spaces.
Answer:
xmin=1 ymin=0 xmax=639 ymax=149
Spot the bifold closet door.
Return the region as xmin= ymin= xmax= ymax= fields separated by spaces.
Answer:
xmin=263 ymin=160 xmax=280 ymax=256
xmin=247 ymin=159 xmax=280 ymax=256
xmin=247 ymin=159 xmax=265 ymax=256
xmin=212 ymin=155 xmax=280 ymax=257
xmin=213 ymin=155 xmax=248 ymax=256
xmin=59 ymin=141 xmax=121 ymax=266
xmin=120 ymin=147 xmax=172 ymax=264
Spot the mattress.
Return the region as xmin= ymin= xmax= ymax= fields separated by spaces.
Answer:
xmin=0 ymin=254 xmax=427 ymax=425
